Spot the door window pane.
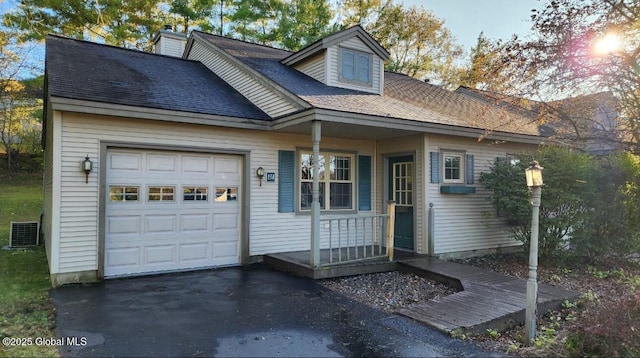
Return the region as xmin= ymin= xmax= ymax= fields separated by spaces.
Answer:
xmin=183 ymin=187 xmax=208 ymax=201
xmin=148 ymin=186 xmax=175 ymax=202
xmin=444 ymin=154 xmax=463 ymax=182
xmin=109 ymin=186 xmax=139 ymax=202
xmin=215 ymin=187 xmax=238 ymax=202
xmin=393 ymin=162 xmax=413 ymax=206
xmin=341 ymin=50 xmax=355 ymax=80
xmin=329 ymin=183 xmax=352 ymax=209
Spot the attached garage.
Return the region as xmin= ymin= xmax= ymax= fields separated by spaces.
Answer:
xmin=103 ymin=148 xmax=242 ymax=277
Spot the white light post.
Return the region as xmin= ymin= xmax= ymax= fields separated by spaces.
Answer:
xmin=524 ymin=160 xmax=543 ymax=346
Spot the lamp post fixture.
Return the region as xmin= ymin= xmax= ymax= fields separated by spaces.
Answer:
xmin=524 ymin=160 xmax=544 ymax=346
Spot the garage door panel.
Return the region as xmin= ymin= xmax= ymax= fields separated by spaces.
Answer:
xmin=213 ymin=214 xmax=238 ymax=229
xmin=105 ymin=149 xmax=241 ymax=277
xmin=145 ymin=215 xmax=177 ymax=233
xmin=107 ymin=216 xmax=141 ymax=235
xmin=147 ymin=154 xmax=177 ymax=173
xmin=181 ymin=214 xmax=210 ymax=232
xmin=214 ymin=157 xmax=241 ymax=182
xmin=213 ymin=241 xmax=237 ymax=257
xmin=106 ymin=247 xmax=139 ymax=267
xmin=179 ymin=243 xmax=210 ymax=262
xmin=109 ymin=153 xmax=142 ymax=171
xmin=144 ymin=245 xmax=176 ymax=264
xmin=182 ymin=156 xmax=211 ymax=174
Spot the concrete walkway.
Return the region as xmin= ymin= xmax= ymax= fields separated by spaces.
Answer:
xmin=396 ymin=256 xmax=581 ymax=335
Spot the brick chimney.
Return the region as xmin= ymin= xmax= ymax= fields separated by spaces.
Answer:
xmin=152 ymin=25 xmax=187 ymax=57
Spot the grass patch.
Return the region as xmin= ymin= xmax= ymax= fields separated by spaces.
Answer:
xmin=0 ymin=172 xmax=58 ymax=357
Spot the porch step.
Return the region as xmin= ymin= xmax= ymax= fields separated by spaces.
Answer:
xmin=263 ymin=253 xmax=397 ymax=280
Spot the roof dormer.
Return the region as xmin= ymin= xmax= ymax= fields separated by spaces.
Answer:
xmin=281 ymin=25 xmax=390 ymax=95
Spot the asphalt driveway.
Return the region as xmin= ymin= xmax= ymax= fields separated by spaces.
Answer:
xmin=51 ymin=264 xmax=502 ymax=357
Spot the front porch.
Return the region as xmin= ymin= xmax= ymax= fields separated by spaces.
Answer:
xmin=263 ymin=248 xmax=418 ymax=279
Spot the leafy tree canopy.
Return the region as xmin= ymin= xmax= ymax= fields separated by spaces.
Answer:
xmin=3 ymin=0 xmax=170 ymax=49
xmin=497 ymin=0 xmax=640 ymax=153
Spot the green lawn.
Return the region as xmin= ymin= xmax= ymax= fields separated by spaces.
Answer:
xmin=0 ymin=173 xmax=58 ymax=357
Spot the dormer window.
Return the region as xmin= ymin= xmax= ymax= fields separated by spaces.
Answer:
xmin=340 ymin=48 xmax=372 ymax=85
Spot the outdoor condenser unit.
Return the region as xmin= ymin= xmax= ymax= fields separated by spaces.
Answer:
xmin=9 ymin=221 xmax=40 ymax=247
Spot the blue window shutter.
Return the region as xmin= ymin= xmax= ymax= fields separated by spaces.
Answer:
xmin=278 ymin=150 xmax=295 ymax=213
xmin=466 ymin=154 xmax=475 ymax=184
xmin=430 ymin=152 xmax=439 ymax=183
xmin=358 ymin=155 xmax=372 ymax=211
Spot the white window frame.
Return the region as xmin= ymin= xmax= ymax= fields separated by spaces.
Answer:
xmin=506 ymin=153 xmax=520 ymax=166
xmin=299 ymin=151 xmax=355 ymax=211
xmin=339 ymin=47 xmax=373 ymax=85
xmin=109 ymin=185 xmax=140 ymax=202
xmin=147 ymin=185 xmax=176 ymax=202
xmin=442 ymin=152 xmax=465 ymax=184
xmin=182 ymin=186 xmax=208 ymax=202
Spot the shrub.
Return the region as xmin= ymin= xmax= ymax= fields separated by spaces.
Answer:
xmin=481 ymin=147 xmax=640 ymax=260
xmin=564 ymin=291 xmax=640 ymax=357
xmin=572 ymin=153 xmax=640 ymax=258
xmin=480 ymin=146 xmax=596 ymax=259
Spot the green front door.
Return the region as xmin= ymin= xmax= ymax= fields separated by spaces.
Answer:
xmin=389 ymin=156 xmax=414 ymax=251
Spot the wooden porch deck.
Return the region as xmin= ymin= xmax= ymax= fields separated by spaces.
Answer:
xmin=263 ymin=246 xmax=401 ymax=279
xmin=264 ymin=251 xmax=581 ymax=335
xmin=396 ymin=256 xmax=581 ymax=335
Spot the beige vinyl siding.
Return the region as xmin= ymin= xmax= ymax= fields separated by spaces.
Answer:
xmin=427 ymin=135 xmax=537 ymax=255
xmin=55 ymin=113 xmax=376 ymax=272
xmin=294 ymin=52 xmax=326 ymax=83
xmin=42 ymin=109 xmax=55 ymax=266
xmin=59 ymin=113 xmax=100 ymax=272
xmin=375 ymin=135 xmax=425 ymax=253
xmin=327 ymin=37 xmax=383 ymax=94
xmin=187 ymin=40 xmax=299 ymax=118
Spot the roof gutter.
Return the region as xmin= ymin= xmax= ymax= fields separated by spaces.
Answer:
xmin=49 ymin=98 xmax=549 ymax=145
xmin=305 ymin=108 xmax=547 ymax=145
xmin=48 ymin=97 xmax=272 ymax=131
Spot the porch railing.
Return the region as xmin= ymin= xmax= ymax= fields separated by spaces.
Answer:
xmin=319 ymin=201 xmax=395 ymax=266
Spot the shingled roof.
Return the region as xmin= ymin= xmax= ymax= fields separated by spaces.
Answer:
xmin=455 ymin=86 xmax=620 ymax=153
xmin=46 ymin=31 xmax=543 ymax=138
xmin=45 ymin=35 xmax=269 ymax=120
xmin=194 ymin=32 xmax=540 ymax=137
xmin=384 ymin=73 xmax=540 ymax=135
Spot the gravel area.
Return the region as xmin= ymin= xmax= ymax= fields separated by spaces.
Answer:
xmin=319 ymin=271 xmax=459 ymax=313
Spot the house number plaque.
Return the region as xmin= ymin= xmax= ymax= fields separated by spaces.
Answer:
xmin=266 ymin=172 xmax=276 ymax=182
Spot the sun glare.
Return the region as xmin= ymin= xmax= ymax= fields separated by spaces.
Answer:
xmin=594 ymin=33 xmax=621 ymax=54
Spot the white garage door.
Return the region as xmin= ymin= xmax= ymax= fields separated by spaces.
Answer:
xmin=104 ymin=149 xmax=242 ymax=277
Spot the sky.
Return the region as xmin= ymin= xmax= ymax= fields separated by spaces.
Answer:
xmin=0 ymin=0 xmax=544 ymax=76
xmin=0 ymin=0 xmax=542 ymax=52
xmin=403 ymin=0 xmax=541 ymax=51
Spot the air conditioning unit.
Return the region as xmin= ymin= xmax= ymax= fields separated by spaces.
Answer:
xmin=10 ymin=221 xmax=40 ymax=247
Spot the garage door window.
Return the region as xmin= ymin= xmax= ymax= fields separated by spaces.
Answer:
xmin=183 ymin=186 xmax=208 ymax=201
xmin=109 ymin=186 xmax=139 ymax=202
xmin=215 ymin=187 xmax=238 ymax=202
xmin=148 ymin=186 xmax=175 ymax=202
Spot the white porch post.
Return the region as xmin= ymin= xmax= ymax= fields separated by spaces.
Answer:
xmin=310 ymin=120 xmax=321 ymax=268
